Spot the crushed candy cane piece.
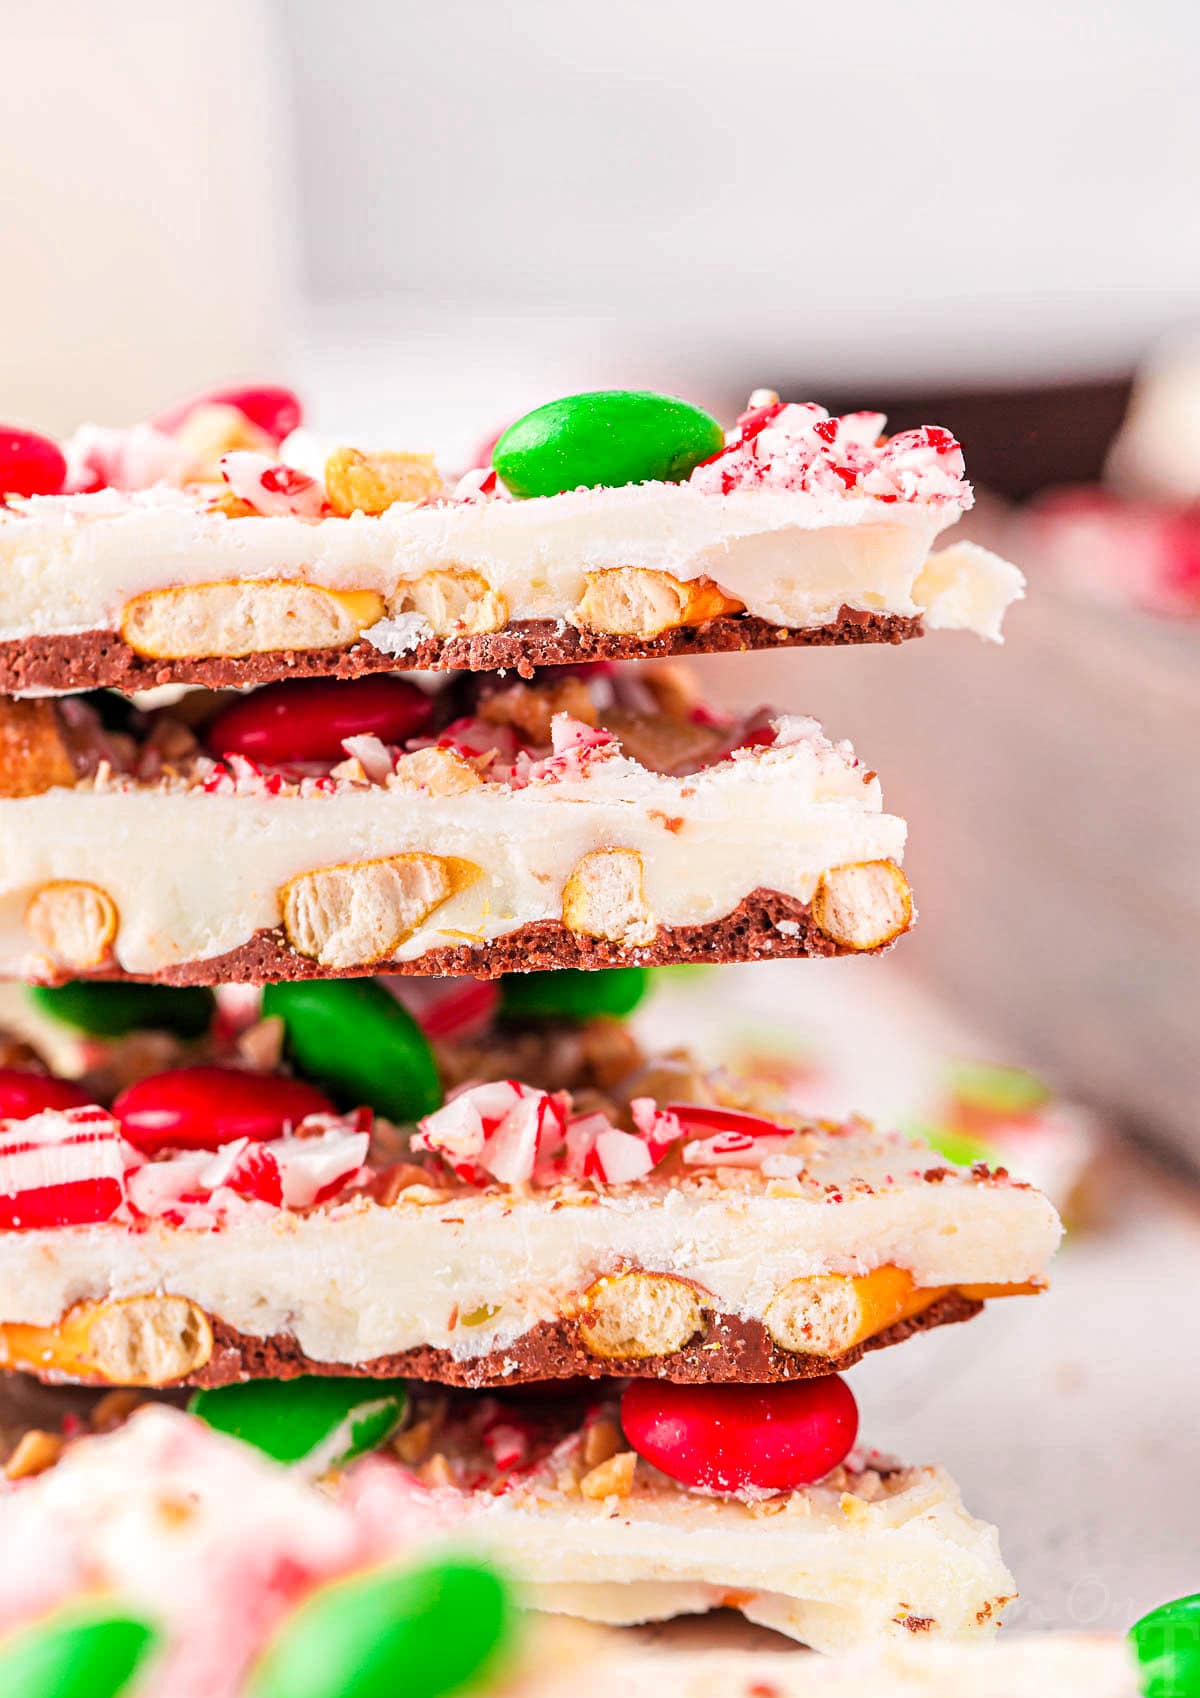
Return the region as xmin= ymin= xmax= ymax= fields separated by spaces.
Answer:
xmin=0 ymin=1106 xmax=127 ymax=1228
xmin=219 ymin=452 xmax=328 ymax=519
xmin=691 ymin=399 xmax=969 ymax=506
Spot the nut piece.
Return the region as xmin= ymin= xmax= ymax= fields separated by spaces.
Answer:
xmin=574 ymin=568 xmax=744 ymax=639
xmin=811 ymin=860 xmax=913 ymax=952
xmin=0 ymin=1295 xmax=213 ymax=1387
xmin=579 ymin=1449 xmax=637 ymax=1500
xmin=601 ymin=708 xmax=724 ymax=775
xmin=386 ymin=747 xmax=483 ymax=797
xmin=281 ymin=852 xmax=481 ymax=969
xmin=4 ymin=1429 xmax=64 ymax=1480
xmin=176 ymin=402 xmax=275 ymax=480
xmin=562 ymin=848 xmax=657 ymax=948
xmin=120 ymin=580 xmax=386 ymax=659
xmin=478 ymin=676 xmax=597 ymax=743
xmin=25 ymin=880 xmax=118 ymax=970
xmin=577 ymin=1270 xmax=706 ymax=1360
xmin=582 ymin=1416 xmax=623 ymax=1469
xmin=390 ymin=569 xmax=508 ymax=638
xmin=0 ymin=699 xmax=77 ymax=799
xmin=325 ymin=448 xmax=446 ymax=515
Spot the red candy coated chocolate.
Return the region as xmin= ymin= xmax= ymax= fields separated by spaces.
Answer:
xmin=203 ymin=677 xmax=435 ymax=765
xmin=0 ymin=1069 xmax=93 ymax=1121
xmin=0 ymin=427 xmax=67 ymax=498
xmin=620 ymin=1375 xmax=858 ymax=1493
xmin=113 ymin=1066 xmax=334 ymax=1155
xmin=155 ymin=384 xmax=303 ymax=444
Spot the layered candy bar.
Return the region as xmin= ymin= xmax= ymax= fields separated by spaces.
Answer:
xmin=0 ymin=385 xmax=1024 ymax=694
xmin=345 ymin=1384 xmax=1016 ymax=1650
xmin=0 ymin=667 xmax=915 ymax=983
xmin=0 ymin=1008 xmax=1060 ymax=1389
xmin=0 ymin=1393 xmax=1012 ymax=1665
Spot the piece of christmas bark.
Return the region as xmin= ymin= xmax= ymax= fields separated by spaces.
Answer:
xmin=0 ymin=386 xmax=1023 ymax=694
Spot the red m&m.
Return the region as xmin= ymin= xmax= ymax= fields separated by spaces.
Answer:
xmin=0 ymin=427 xmax=67 ymax=498
xmin=203 ymin=677 xmax=434 ymax=765
xmin=113 ymin=1066 xmax=334 ymax=1155
xmin=0 ymin=1069 xmax=92 ymax=1121
xmin=620 ymin=1376 xmax=858 ymax=1493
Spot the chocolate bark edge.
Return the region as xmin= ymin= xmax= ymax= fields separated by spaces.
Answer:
xmin=71 ymin=889 xmax=907 ymax=987
xmin=0 ymin=609 xmax=923 ymax=694
xmin=199 ymin=1294 xmax=981 ymax=1390
xmin=0 ymin=1293 xmax=981 ymax=1392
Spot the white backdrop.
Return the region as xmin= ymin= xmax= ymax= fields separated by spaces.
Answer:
xmin=283 ymin=0 xmax=1200 ymax=385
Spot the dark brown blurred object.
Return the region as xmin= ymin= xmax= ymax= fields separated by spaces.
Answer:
xmin=805 ymin=378 xmax=1134 ymax=500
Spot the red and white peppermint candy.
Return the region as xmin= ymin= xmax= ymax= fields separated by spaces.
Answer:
xmin=414 ymin=1082 xmax=570 ymax=1187
xmin=198 ymin=1138 xmax=284 ymax=1207
xmin=690 ymin=397 xmax=969 ymax=507
xmin=562 ymin=1110 xmax=664 ymax=1185
xmin=517 ymin=713 xmax=617 ymax=786
xmin=268 ymin=1122 xmax=370 ymax=1209
xmin=672 ymin=1103 xmax=793 ymax=1169
xmin=0 ymin=1106 xmax=126 ymax=1229
xmin=219 ymin=452 xmax=327 ymax=518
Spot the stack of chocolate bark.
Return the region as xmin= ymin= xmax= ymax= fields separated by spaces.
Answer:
xmin=0 ymin=385 xmax=1060 ymax=1678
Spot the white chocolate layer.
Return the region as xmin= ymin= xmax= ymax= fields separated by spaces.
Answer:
xmin=0 ymin=1124 xmax=1061 ymax=1364
xmin=419 ymin=1461 xmax=1013 ymax=1651
xmin=0 ymin=736 xmax=905 ymax=978
xmin=0 ymin=483 xmax=1022 ymax=653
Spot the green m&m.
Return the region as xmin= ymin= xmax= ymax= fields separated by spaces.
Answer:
xmin=945 ymin=1060 xmax=1050 ymax=1117
xmin=492 ymin=390 xmax=724 ymax=499
xmin=246 ymin=1559 xmax=514 ymax=1698
xmin=0 ymin=1603 xmax=159 ymax=1698
xmin=262 ymin=979 xmax=442 ymax=1123
xmin=27 ymin=981 xmax=216 ymax=1040
xmin=1131 ymin=1593 xmax=1200 ymax=1698
xmin=189 ymin=1374 xmax=408 ymax=1470
xmin=499 ymin=966 xmax=651 ymax=1022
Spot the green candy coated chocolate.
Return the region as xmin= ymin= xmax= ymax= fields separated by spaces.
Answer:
xmin=246 ymin=1559 xmax=514 ymax=1698
xmin=1131 ymin=1594 xmax=1200 ymax=1698
xmin=945 ymin=1060 xmax=1050 ymax=1117
xmin=0 ymin=1604 xmax=159 ymax=1698
xmin=492 ymin=390 xmax=725 ymax=499
xmin=909 ymin=1120 xmax=996 ymax=1171
xmin=262 ymin=979 xmax=442 ymax=1123
xmin=27 ymin=980 xmax=215 ymax=1039
xmin=189 ymin=1374 xmax=407 ymax=1468
xmin=499 ymin=966 xmax=651 ymax=1022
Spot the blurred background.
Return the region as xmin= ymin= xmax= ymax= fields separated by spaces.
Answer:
xmin=1 ymin=0 xmax=1198 ymax=1624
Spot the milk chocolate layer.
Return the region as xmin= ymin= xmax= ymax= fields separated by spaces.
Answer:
xmin=183 ymin=1292 xmax=980 ymax=1390
xmin=0 ymin=609 xmax=923 ymax=694
xmin=72 ymin=889 xmax=901 ymax=987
